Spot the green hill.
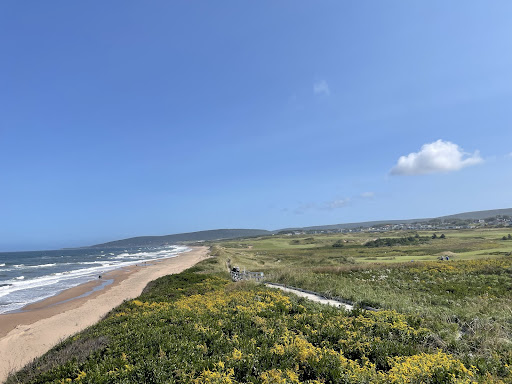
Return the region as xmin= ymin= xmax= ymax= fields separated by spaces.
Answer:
xmin=437 ymin=207 xmax=512 ymax=220
xmin=90 ymin=229 xmax=271 ymax=248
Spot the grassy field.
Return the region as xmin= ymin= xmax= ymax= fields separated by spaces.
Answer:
xmin=212 ymin=228 xmax=512 ymax=269
xmin=208 ymin=228 xmax=512 ymax=381
xmin=8 ymin=228 xmax=512 ymax=383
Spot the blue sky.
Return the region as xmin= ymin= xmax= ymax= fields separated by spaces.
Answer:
xmin=1 ymin=1 xmax=511 ymax=251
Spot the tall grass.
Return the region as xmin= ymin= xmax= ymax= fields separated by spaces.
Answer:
xmin=267 ymin=259 xmax=512 ymax=378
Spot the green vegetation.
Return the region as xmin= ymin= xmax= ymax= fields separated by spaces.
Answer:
xmin=8 ymin=271 xmax=482 ymax=383
xmin=332 ymin=240 xmax=345 ymax=248
xmin=269 ymin=259 xmax=512 ymax=378
xmin=208 ymin=228 xmax=512 ymax=381
xmin=364 ymin=236 xmax=430 ymax=247
xmin=290 ymin=237 xmax=317 ymax=246
xmin=213 ymin=228 xmax=512 ymax=268
xmin=9 ymin=227 xmax=512 ymax=383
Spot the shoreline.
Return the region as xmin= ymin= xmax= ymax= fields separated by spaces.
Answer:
xmin=0 ymin=266 xmax=133 ymax=339
xmin=0 ymin=246 xmax=209 ymax=383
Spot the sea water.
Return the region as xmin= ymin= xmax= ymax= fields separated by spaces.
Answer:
xmin=0 ymin=245 xmax=188 ymax=314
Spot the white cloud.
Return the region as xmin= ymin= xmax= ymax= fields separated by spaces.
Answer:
xmin=313 ymin=80 xmax=330 ymax=96
xmin=391 ymin=140 xmax=482 ymax=176
xmin=360 ymin=192 xmax=375 ymax=199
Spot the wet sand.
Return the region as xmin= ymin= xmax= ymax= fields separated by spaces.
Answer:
xmin=0 ymin=246 xmax=209 ymax=383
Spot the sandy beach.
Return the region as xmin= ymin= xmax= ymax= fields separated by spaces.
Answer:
xmin=0 ymin=246 xmax=209 ymax=383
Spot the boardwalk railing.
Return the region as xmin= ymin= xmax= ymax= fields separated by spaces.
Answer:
xmin=230 ymin=270 xmax=265 ymax=282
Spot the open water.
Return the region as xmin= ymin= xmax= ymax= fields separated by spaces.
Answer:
xmin=0 ymin=245 xmax=188 ymax=314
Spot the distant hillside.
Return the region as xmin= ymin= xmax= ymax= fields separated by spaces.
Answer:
xmin=278 ymin=218 xmax=431 ymax=233
xmin=91 ymin=229 xmax=271 ymax=248
xmin=437 ymin=208 xmax=512 ymax=220
xmin=279 ymin=208 xmax=512 ymax=232
xmin=89 ymin=208 xmax=512 ymax=248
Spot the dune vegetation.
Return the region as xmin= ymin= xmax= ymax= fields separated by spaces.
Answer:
xmin=8 ymin=228 xmax=512 ymax=383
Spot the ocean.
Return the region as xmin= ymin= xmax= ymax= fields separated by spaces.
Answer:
xmin=0 ymin=245 xmax=188 ymax=314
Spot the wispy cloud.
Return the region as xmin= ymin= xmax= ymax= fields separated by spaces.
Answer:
xmin=293 ymin=198 xmax=349 ymax=215
xmin=313 ymin=80 xmax=330 ymax=96
xmin=325 ymin=198 xmax=350 ymax=210
xmin=290 ymin=191 xmax=377 ymax=215
xmin=390 ymin=140 xmax=482 ymax=176
xmin=360 ymin=192 xmax=375 ymax=199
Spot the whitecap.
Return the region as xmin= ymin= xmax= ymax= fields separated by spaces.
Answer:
xmin=28 ymin=263 xmax=57 ymax=269
xmin=0 ymin=245 xmax=188 ymax=313
xmin=12 ymin=263 xmax=57 ymax=269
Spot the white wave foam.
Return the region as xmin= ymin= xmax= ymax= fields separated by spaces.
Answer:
xmin=0 ymin=302 xmax=28 ymax=313
xmin=0 ymin=245 xmax=189 ymax=310
xmin=76 ymin=261 xmax=114 ymax=266
xmin=112 ymin=246 xmax=184 ymax=261
xmin=11 ymin=263 xmax=57 ymax=270
xmin=0 ymin=263 xmax=5 ymax=267
xmin=0 ymin=256 xmax=160 ymax=298
xmin=30 ymin=263 xmax=56 ymax=269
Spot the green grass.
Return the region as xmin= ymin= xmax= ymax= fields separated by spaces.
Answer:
xmin=214 ymin=229 xmax=512 ymax=269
